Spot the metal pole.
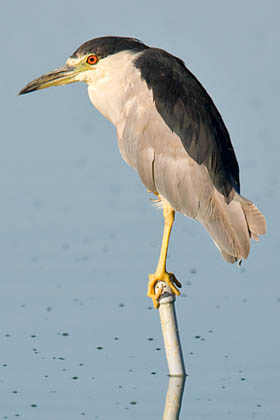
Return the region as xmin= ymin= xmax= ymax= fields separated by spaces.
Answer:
xmin=156 ymin=281 xmax=186 ymax=377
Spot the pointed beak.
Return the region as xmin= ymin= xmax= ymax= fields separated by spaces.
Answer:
xmin=19 ymin=63 xmax=83 ymax=95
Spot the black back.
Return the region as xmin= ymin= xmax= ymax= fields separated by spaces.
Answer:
xmin=135 ymin=48 xmax=240 ymax=200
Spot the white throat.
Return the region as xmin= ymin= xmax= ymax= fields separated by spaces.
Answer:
xmin=85 ymin=50 xmax=141 ymax=126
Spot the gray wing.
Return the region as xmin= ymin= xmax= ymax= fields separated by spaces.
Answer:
xmin=116 ymin=76 xmax=200 ymax=217
xmin=116 ymin=75 xmax=266 ymax=263
xmin=135 ymin=48 xmax=240 ymax=202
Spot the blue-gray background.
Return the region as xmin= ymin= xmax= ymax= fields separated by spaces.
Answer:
xmin=1 ymin=1 xmax=279 ymax=419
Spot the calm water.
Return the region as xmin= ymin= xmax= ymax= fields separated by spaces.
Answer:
xmin=1 ymin=1 xmax=279 ymax=418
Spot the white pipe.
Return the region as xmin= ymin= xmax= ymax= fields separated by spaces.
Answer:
xmin=156 ymin=281 xmax=186 ymax=377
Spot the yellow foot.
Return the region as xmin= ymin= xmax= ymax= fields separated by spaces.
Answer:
xmin=147 ymin=271 xmax=182 ymax=309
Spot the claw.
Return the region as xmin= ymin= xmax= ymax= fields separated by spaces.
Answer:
xmin=147 ymin=271 xmax=181 ymax=309
xmin=152 ymin=283 xmax=163 ymax=309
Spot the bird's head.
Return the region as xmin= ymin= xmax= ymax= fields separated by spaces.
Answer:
xmin=19 ymin=36 xmax=148 ymax=95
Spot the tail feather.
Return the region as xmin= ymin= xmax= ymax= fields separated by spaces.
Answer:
xmin=220 ymin=249 xmax=239 ymax=264
xmin=197 ymin=190 xmax=266 ymax=263
xmin=241 ymin=201 xmax=267 ymax=240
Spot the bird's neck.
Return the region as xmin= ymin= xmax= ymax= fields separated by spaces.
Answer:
xmin=87 ymin=50 xmax=141 ymax=126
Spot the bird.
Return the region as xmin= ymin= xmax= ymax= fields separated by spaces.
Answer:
xmin=19 ymin=36 xmax=266 ymax=308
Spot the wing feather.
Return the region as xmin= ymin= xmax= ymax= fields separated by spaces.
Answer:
xmin=135 ymin=48 xmax=240 ymax=201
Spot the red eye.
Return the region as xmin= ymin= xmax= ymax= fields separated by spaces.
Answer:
xmin=86 ymin=55 xmax=98 ymax=65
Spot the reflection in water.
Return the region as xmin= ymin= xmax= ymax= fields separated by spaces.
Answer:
xmin=163 ymin=376 xmax=186 ymax=419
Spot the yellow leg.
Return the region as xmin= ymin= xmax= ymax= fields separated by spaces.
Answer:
xmin=147 ymin=204 xmax=182 ymax=308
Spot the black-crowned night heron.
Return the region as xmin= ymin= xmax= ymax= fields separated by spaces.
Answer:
xmin=19 ymin=36 xmax=266 ymax=308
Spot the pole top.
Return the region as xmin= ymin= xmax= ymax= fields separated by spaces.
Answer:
xmin=155 ymin=281 xmax=176 ymax=305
